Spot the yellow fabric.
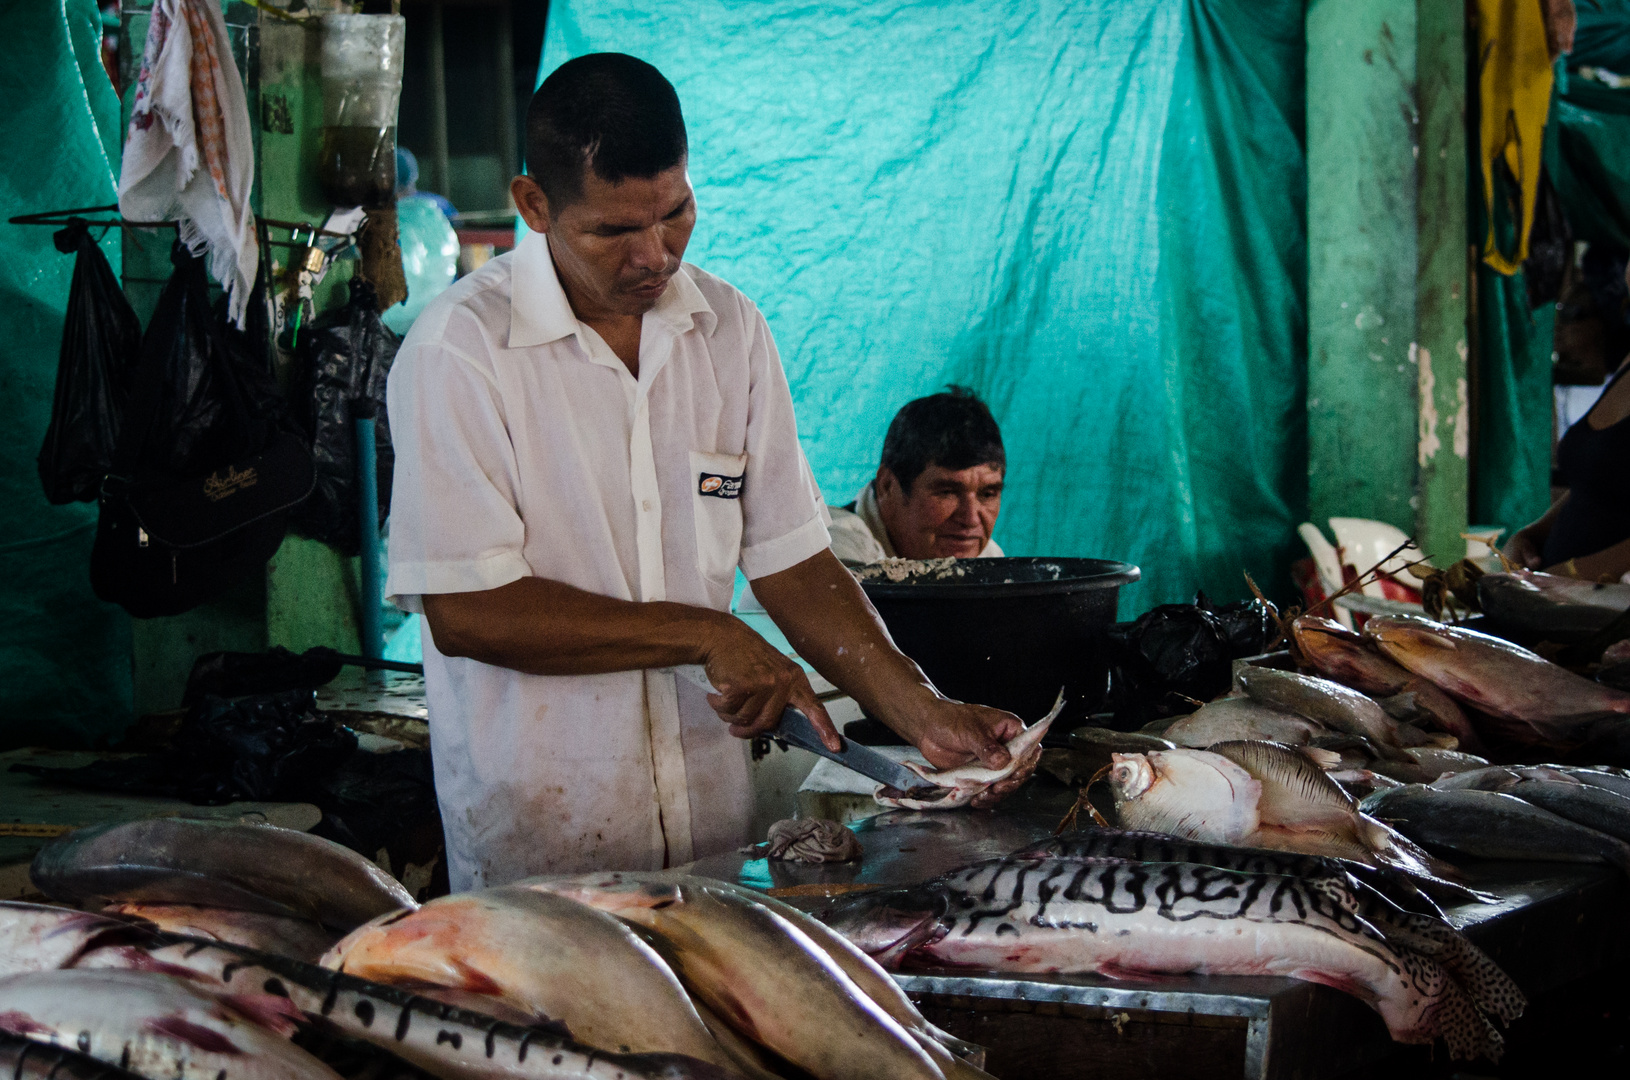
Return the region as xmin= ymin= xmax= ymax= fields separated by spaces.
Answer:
xmin=1477 ymin=0 xmax=1556 ymax=274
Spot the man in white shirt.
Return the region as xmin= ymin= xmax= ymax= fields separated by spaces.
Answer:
xmin=385 ymin=54 xmax=1029 ymax=890
xmin=827 ymin=386 xmax=1007 ymax=564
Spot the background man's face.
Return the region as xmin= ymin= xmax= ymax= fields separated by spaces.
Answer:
xmin=876 ymin=462 xmax=1004 ymax=559
xmin=515 ymin=160 xmax=696 ymax=319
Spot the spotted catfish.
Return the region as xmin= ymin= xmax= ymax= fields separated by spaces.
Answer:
xmin=0 ymin=969 xmax=333 ymax=1080
xmin=70 ymin=932 xmax=743 ymax=1080
xmin=819 ymin=857 xmax=1520 ymax=1061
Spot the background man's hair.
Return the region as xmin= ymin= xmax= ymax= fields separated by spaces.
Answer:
xmin=879 ymin=385 xmax=1005 ymax=494
xmin=525 ymin=53 xmax=687 ymax=208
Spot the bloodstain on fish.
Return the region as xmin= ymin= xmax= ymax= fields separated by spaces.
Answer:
xmin=144 ymin=1015 xmax=242 ymax=1055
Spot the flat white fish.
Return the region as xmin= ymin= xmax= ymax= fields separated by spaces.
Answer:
xmin=876 ymin=694 xmax=1065 ymax=810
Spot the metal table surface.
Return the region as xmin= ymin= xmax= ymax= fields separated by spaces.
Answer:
xmin=683 ymin=789 xmax=1630 ymax=1080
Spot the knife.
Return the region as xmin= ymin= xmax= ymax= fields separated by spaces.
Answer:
xmin=670 ymin=665 xmax=937 ymax=793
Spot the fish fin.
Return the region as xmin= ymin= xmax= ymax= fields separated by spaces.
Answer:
xmin=219 ymin=993 xmax=304 ymax=1037
xmin=1357 ymin=813 xmax=1469 ymax=883
xmin=1298 ymin=747 xmax=1342 ymax=770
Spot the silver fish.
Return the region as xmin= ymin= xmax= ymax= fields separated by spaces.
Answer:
xmin=0 ymin=969 xmax=333 ymax=1080
xmin=819 ymin=857 xmax=1516 ymax=1061
xmin=0 ymin=1034 xmax=145 ymax=1080
xmin=1237 ymin=667 xmax=1435 ymax=753
xmin=521 ymin=874 xmax=947 ymax=1080
xmin=102 ymin=904 xmax=338 ymax=963
xmin=73 ymin=932 xmax=742 ymax=1080
xmin=1361 ymin=784 xmax=1630 ymax=876
xmin=32 ymin=820 xmax=415 ymax=932
xmin=0 ymin=903 xmax=133 ymax=978
xmin=1364 ymin=615 xmax=1630 ymax=750
xmin=321 ymin=888 xmax=733 ymax=1068
xmin=1476 ymin=571 xmax=1628 ymax=641
xmin=1500 ymin=780 xmax=1630 ymax=843
xmin=1161 ymin=697 xmax=1325 ymax=747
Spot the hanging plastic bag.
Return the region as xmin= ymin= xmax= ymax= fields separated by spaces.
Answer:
xmin=289 ymin=277 xmax=399 ymax=555
xmin=89 ymin=244 xmax=315 ymax=618
xmin=36 ymin=220 xmax=143 ymax=504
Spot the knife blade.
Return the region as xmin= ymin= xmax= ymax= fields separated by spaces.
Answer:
xmin=769 ymin=705 xmax=936 ymax=794
xmin=669 ymin=664 xmax=938 ymax=794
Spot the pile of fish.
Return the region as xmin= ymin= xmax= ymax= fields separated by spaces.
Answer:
xmin=818 ymin=827 xmax=1525 ymax=1062
xmin=3 ymin=818 xmax=992 ymax=1080
xmin=1362 ymin=766 xmax=1630 ymax=876
xmin=1474 ymin=569 xmax=1629 ymax=644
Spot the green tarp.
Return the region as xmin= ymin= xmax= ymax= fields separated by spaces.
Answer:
xmin=0 ymin=0 xmax=133 ymax=747
xmin=541 ymin=0 xmax=1307 ymax=612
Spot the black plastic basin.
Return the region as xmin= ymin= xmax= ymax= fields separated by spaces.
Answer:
xmin=858 ymin=557 xmax=1140 ymax=728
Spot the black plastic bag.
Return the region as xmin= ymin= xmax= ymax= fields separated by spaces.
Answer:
xmin=137 ymin=245 xmax=288 ymax=478
xmin=89 ymin=245 xmax=314 ymax=618
xmin=37 ymin=220 xmax=143 ymax=503
xmin=1101 ymin=593 xmax=1281 ymax=727
xmin=183 ymin=646 xmax=349 ymax=706
xmin=289 ymin=278 xmax=399 ymax=555
xmin=12 ymin=688 xmax=356 ymax=805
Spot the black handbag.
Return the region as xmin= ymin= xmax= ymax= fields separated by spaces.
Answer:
xmin=90 ymin=246 xmax=314 ymax=619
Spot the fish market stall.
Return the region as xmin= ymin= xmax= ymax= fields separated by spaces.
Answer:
xmin=685 ymin=801 xmax=1630 ymax=1080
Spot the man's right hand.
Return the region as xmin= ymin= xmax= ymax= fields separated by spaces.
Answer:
xmin=700 ymin=615 xmax=842 ymax=751
xmin=1503 ymin=527 xmax=1545 ymax=570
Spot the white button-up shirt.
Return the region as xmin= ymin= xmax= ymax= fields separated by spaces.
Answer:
xmin=385 ymin=230 xmax=829 ymax=890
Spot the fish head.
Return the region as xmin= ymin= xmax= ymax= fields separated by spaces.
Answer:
xmin=1107 ymin=753 xmax=1155 ymax=803
xmin=1363 ymin=616 xmax=1459 ymax=658
xmin=1292 ymin=614 xmax=1362 ymax=657
xmin=816 ymin=886 xmax=948 ymax=967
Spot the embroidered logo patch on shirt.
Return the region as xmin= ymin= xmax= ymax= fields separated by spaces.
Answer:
xmin=698 ymin=472 xmax=744 ymax=499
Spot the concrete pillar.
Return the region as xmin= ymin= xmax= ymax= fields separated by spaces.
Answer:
xmin=1307 ymin=0 xmax=1470 ymax=566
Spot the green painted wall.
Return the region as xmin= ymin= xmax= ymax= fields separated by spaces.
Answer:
xmin=1306 ymin=0 xmax=1469 ymax=565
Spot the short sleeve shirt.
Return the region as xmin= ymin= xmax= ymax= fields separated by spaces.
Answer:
xmin=385 ymin=229 xmax=829 ymax=889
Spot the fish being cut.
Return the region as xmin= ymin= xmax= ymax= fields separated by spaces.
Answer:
xmin=1364 ymin=615 xmax=1630 ymax=750
xmin=31 ymin=820 xmax=415 ymax=932
xmin=321 ymin=888 xmax=733 ymax=1068
xmin=1238 ymin=666 xmax=1438 ymax=751
xmin=102 ymin=904 xmax=338 ymax=962
xmin=876 ymin=695 xmax=1063 ymax=810
xmin=72 ymin=931 xmax=743 ymax=1080
xmin=0 ymin=903 xmax=134 ymax=978
xmin=1108 ymin=745 xmax=1461 ymax=886
xmin=1361 ymin=784 xmax=1630 ymax=876
xmin=0 ymin=1033 xmax=146 ymax=1080
xmin=521 ymin=874 xmax=948 ymax=1080
xmin=0 ymin=969 xmax=331 ymax=1080
xmin=1160 ymin=697 xmax=1325 ymax=747
xmin=817 ymin=857 xmax=1516 ymax=1060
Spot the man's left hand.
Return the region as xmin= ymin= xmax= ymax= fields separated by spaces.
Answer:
xmin=905 ymin=699 xmax=1024 ymax=771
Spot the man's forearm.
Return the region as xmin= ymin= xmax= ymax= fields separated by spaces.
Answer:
xmin=752 ymin=551 xmax=938 ymax=734
xmin=422 ymin=577 xmax=724 ymax=676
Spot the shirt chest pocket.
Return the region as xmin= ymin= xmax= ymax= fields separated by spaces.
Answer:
xmin=690 ymin=450 xmax=748 ymax=587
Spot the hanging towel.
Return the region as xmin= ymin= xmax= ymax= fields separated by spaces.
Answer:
xmin=1475 ymin=0 xmax=1561 ymax=275
xmin=120 ymin=0 xmax=257 ymax=326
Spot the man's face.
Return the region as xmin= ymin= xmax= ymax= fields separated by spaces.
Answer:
xmin=876 ymin=462 xmax=1004 ymax=559
xmin=512 ymin=160 xmax=696 ymax=319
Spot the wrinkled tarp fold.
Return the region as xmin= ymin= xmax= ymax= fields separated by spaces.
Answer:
xmin=542 ymin=0 xmax=1307 ymax=611
xmin=0 ymin=0 xmax=134 ymax=748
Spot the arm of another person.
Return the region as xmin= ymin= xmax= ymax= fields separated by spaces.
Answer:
xmin=1545 ymin=536 xmax=1630 ymax=581
xmin=1504 ymin=491 xmax=1569 ymax=569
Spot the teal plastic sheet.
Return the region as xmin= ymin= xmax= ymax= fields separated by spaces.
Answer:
xmin=1547 ymin=74 xmax=1630 ymax=247
xmin=0 ymin=0 xmax=133 ymax=748
xmin=541 ymin=0 xmax=1307 ymax=611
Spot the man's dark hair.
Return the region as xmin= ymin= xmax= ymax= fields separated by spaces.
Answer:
xmin=525 ymin=53 xmax=688 ymax=208
xmin=880 ymin=386 xmax=1005 ymax=494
